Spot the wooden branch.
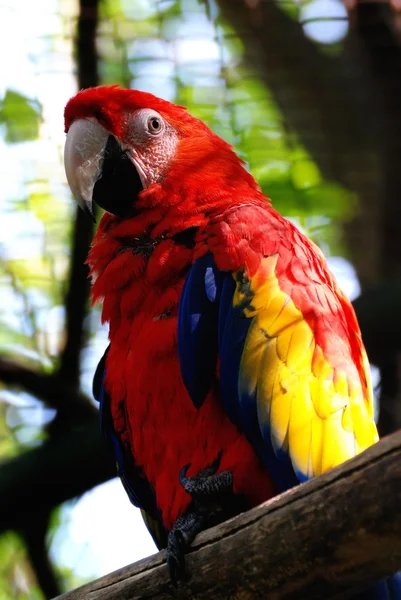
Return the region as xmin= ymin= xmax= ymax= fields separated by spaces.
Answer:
xmin=77 ymin=0 xmax=99 ymax=91
xmin=59 ymin=0 xmax=99 ymax=387
xmin=23 ymin=509 xmax=62 ymax=599
xmin=0 ymin=356 xmax=97 ymax=424
xmin=0 ymin=419 xmax=115 ymax=534
xmin=54 ymin=430 xmax=401 ymax=600
xmin=0 ymin=357 xmax=51 ymax=399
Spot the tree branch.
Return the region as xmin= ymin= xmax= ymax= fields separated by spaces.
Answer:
xmin=54 ymin=430 xmax=401 ymax=600
xmin=0 ymin=419 xmax=116 ymax=535
xmin=23 ymin=509 xmax=62 ymax=599
xmin=0 ymin=356 xmax=96 ymax=421
xmin=59 ymin=210 xmax=94 ymax=388
xmin=0 ymin=357 xmax=50 ymax=400
xmin=77 ymin=0 xmax=99 ymax=90
xmin=59 ymin=0 xmax=99 ymax=387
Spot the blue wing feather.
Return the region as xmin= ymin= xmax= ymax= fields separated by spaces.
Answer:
xmin=179 ymin=255 xmax=298 ymax=492
xmin=219 ymin=276 xmax=299 ymax=491
xmin=218 ymin=276 xmax=245 ymax=426
xmin=178 ymin=253 xmax=222 ymax=408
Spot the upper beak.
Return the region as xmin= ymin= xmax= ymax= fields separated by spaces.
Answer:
xmin=64 ymin=118 xmax=110 ymax=223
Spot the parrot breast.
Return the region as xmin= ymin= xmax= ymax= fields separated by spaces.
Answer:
xmin=88 ymin=210 xmax=275 ymax=529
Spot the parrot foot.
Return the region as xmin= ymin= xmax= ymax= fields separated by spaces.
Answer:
xmin=167 ymin=453 xmax=242 ymax=585
xmin=167 ymin=508 xmax=208 ymax=586
xmin=179 ymin=452 xmax=233 ymax=498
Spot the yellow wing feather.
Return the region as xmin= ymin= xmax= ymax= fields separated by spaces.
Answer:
xmin=236 ymin=256 xmax=378 ymax=481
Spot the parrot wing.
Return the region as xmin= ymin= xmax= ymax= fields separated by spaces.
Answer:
xmin=93 ymin=346 xmax=168 ymax=549
xmin=178 ymin=214 xmax=378 ymax=492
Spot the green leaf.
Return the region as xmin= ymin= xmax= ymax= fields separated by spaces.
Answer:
xmin=0 ymin=90 xmax=42 ymax=144
xmin=301 ymin=182 xmax=357 ymax=219
xmin=291 ymin=159 xmax=322 ymax=190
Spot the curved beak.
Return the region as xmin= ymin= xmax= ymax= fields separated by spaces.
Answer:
xmin=64 ymin=118 xmax=110 ymax=222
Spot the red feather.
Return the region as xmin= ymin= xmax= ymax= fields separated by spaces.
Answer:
xmin=88 ymin=201 xmax=275 ymax=529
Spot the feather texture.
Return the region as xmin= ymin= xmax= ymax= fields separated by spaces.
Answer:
xmin=180 ymin=201 xmax=378 ymax=493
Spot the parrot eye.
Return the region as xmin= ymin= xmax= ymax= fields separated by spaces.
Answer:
xmin=131 ymin=108 xmax=166 ymax=139
xmin=147 ymin=116 xmax=163 ymax=135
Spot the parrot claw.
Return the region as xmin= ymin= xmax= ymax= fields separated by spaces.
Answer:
xmin=166 ymin=454 xmax=242 ymax=584
xmin=167 ymin=510 xmax=207 ymax=585
xmin=167 ymin=530 xmax=186 ymax=586
xmin=179 ymin=452 xmax=233 ymax=498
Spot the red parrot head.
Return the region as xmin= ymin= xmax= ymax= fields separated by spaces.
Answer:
xmin=64 ymin=85 xmax=255 ymax=221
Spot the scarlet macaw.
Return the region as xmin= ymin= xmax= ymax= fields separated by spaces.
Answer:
xmin=64 ymin=85 xmax=400 ymax=596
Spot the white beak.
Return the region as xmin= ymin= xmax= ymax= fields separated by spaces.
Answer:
xmin=64 ymin=118 xmax=110 ymax=221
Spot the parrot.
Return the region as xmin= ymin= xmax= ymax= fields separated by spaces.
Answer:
xmin=64 ymin=85 xmax=401 ymax=596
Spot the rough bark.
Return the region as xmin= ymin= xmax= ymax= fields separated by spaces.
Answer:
xmin=54 ymin=430 xmax=401 ymax=600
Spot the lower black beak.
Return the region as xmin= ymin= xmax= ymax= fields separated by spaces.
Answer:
xmin=82 ymin=201 xmax=96 ymax=223
xmin=92 ymin=135 xmax=143 ymax=218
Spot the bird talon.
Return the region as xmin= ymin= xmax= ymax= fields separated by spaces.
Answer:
xmin=179 ymin=463 xmax=191 ymax=486
xmin=167 ymin=555 xmax=180 ymax=588
xmin=179 ymin=452 xmax=232 ymax=498
xmin=167 ymin=529 xmax=186 ymax=585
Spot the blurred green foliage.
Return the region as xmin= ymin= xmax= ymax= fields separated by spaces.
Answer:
xmin=99 ymin=0 xmax=356 ymax=247
xmin=0 ymin=91 xmax=42 ymax=144
xmin=0 ymin=533 xmax=42 ymax=600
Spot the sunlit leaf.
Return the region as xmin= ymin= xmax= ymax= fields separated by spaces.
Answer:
xmin=28 ymin=189 xmax=70 ymax=224
xmin=302 ymin=182 xmax=357 ymax=219
xmin=0 ymin=90 xmax=42 ymax=144
xmin=291 ymin=159 xmax=322 ymax=189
